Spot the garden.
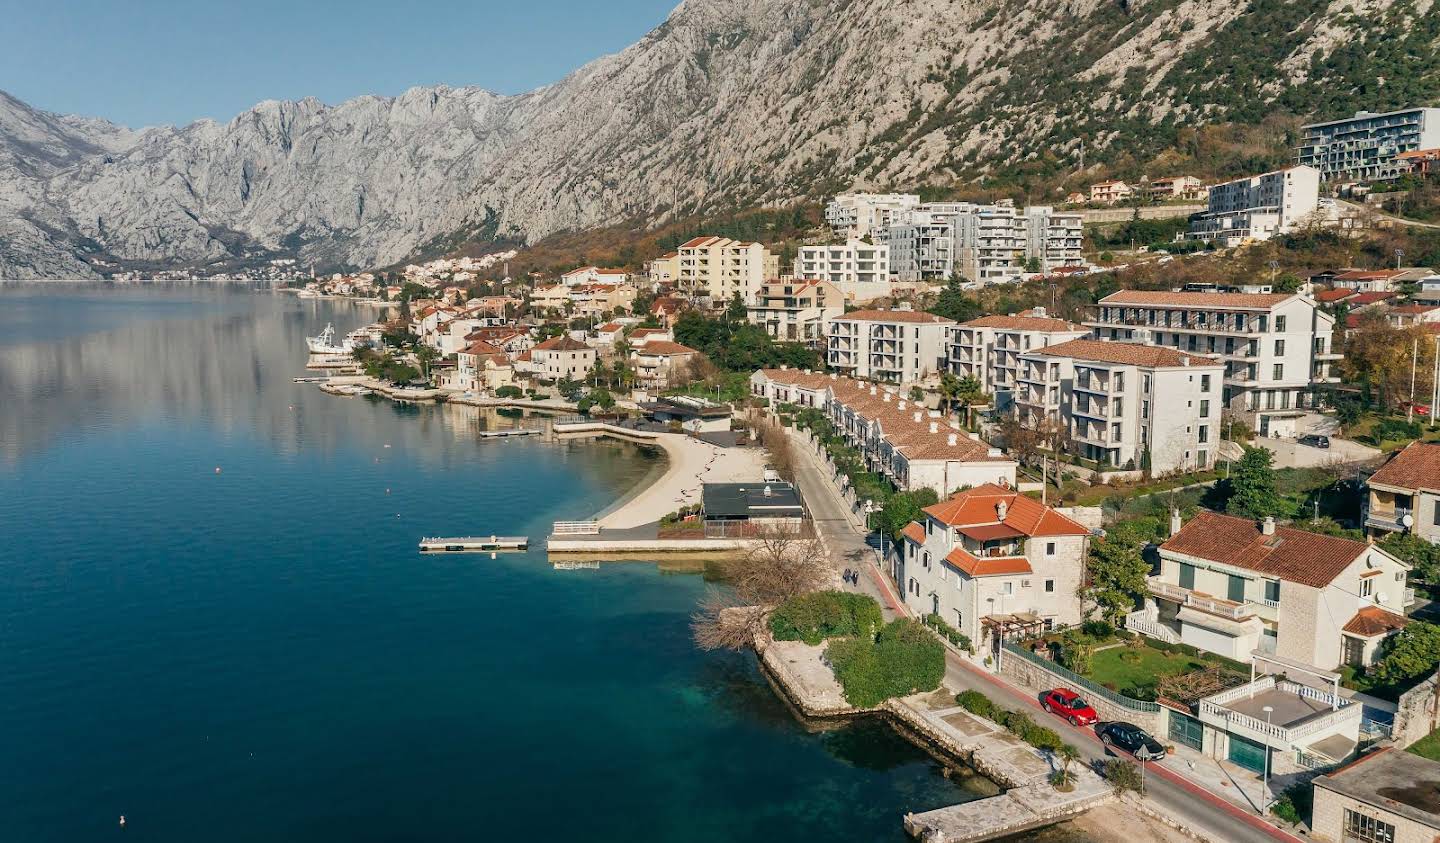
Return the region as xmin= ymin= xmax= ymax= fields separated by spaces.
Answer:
xmin=1024 ymin=621 xmax=1248 ymax=703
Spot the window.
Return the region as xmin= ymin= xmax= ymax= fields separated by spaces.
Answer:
xmin=1179 ymin=563 xmax=1196 ymax=589
xmin=1045 ymin=579 xmax=1055 ymax=593
xmin=1265 ymin=580 xmax=1280 ymax=603
xmin=1273 ymin=363 xmax=1284 ymax=381
xmin=1022 ymin=579 xmax=1031 ymax=588
xmin=1201 ymin=374 xmax=1211 ymax=391
xmin=1198 ymin=425 xmax=1209 ymax=443
xmin=1361 ymin=577 xmax=1373 ymax=598
xmin=1343 ymin=810 xmax=1395 ymax=843
xmin=1143 ymin=374 xmax=1151 ymax=392
xmin=1275 ymin=315 xmax=1287 ymax=332
xmin=1046 ymin=542 xmax=1056 ymax=556
xmin=1274 ymin=339 xmax=1285 ymax=356
xmin=1142 ymin=400 xmax=1150 ymax=420
xmin=1227 ymin=574 xmax=1245 ymax=603
xmin=1200 ymin=399 xmax=1210 ymax=418
xmin=1111 ymin=422 xmax=1122 ymax=441
xmin=1114 ymin=372 xmax=1124 ymax=392
xmin=1000 ymin=581 xmax=1014 ymax=596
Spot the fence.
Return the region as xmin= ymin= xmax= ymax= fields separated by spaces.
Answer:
xmin=1123 ymin=608 xmax=1180 ymax=644
xmin=551 ymin=520 xmax=600 ymax=535
xmin=1003 ymin=643 xmax=1161 ymax=713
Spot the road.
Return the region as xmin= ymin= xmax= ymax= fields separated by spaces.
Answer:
xmin=787 ymin=428 xmax=1301 ymax=843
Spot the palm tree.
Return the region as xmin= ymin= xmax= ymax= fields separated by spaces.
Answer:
xmin=1054 ymin=743 xmax=1081 ymax=790
xmin=954 ymin=375 xmax=987 ymax=427
xmin=939 ymin=372 xmax=962 ymax=417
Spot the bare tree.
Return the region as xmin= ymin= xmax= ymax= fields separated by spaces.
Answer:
xmin=752 ymin=413 xmax=796 ymax=482
xmin=691 ymin=524 xmax=830 ymax=651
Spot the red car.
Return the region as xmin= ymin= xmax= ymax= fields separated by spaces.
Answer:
xmin=1042 ymin=688 xmax=1098 ymax=726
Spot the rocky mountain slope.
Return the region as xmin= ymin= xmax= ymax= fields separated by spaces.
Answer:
xmin=4 ymin=0 xmax=1439 ymax=277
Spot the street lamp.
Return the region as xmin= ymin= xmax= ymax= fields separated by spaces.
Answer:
xmin=1260 ymin=704 xmax=1275 ymax=816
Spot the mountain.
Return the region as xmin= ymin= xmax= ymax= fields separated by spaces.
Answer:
xmin=4 ymin=0 xmax=1440 ymax=278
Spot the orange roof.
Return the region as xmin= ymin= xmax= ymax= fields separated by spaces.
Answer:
xmin=922 ymin=483 xmax=1089 ymax=536
xmin=833 ymin=309 xmax=954 ymax=325
xmin=1349 ymin=292 xmax=1397 ymax=305
xmin=1369 ymin=442 xmax=1440 ymax=492
xmin=1335 ymin=269 xmax=1403 ymax=281
xmin=943 ymin=546 xmax=1033 ymax=577
xmin=533 ymin=336 xmax=591 ymax=352
xmin=1161 ymin=511 xmax=1372 ymax=588
xmin=679 ymin=236 xmax=721 ymax=248
xmin=1029 ymin=338 xmax=1217 ymax=369
xmin=636 ymin=340 xmax=699 ymax=356
xmin=901 ymin=522 xmax=926 ymax=545
xmin=460 ymin=340 xmax=504 ymax=356
xmin=1390 ymin=304 xmax=1440 ymax=314
xmin=1315 ymin=288 xmax=1356 ymax=302
xmin=1342 ymin=606 xmax=1410 ymax=638
xmin=959 ymin=310 xmax=1084 ymax=332
xmin=1100 ymin=290 xmax=1293 ymax=308
xmin=597 ymin=322 xmax=623 ymax=332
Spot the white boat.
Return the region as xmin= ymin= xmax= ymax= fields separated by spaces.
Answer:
xmin=306 ymin=323 xmax=352 ymax=355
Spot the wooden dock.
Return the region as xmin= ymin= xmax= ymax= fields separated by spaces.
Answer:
xmin=477 ymin=427 xmax=541 ymax=438
xmin=418 ymin=535 xmax=529 ymax=552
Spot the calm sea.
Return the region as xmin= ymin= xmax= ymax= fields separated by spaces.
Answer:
xmin=0 ymin=284 xmax=1027 ymax=842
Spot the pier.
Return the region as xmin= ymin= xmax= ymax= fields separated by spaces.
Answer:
xmin=418 ymin=535 xmax=529 ymax=552
xmin=476 ymin=425 xmax=542 ymax=438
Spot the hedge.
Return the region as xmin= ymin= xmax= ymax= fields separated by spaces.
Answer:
xmin=955 ymin=689 xmax=1064 ymax=752
xmin=825 ymin=619 xmax=945 ymax=707
xmin=923 ymin=613 xmax=973 ymax=653
xmin=769 ymin=591 xmax=883 ymax=645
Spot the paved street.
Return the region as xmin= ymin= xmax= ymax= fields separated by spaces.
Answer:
xmin=787 ymin=427 xmax=1301 ymax=843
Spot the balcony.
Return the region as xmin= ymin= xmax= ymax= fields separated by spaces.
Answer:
xmin=1199 ymin=676 xmax=1361 ymax=751
xmin=1364 ymin=505 xmax=1412 ymax=533
xmin=1147 ymin=577 xmax=1254 ymax=620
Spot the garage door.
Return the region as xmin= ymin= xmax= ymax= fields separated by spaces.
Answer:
xmin=1227 ymin=734 xmax=1268 ymax=773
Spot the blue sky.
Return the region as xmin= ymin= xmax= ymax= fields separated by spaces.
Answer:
xmin=2 ymin=0 xmax=678 ymax=127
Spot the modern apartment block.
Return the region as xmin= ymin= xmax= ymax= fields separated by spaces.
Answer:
xmin=946 ymin=308 xmax=1088 ymax=405
xmin=826 ymin=308 xmax=953 ymax=384
xmin=883 ymin=202 xmax=1082 ymax=282
xmin=884 ymin=208 xmax=956 ymax=281
xmin=795 ymin=239 xmax=892 ymax=302
xmin=1298 ymin=107 xmax=1440 ymax=182
xmin=745 ymin=279 xmax=844 ymax=346
xmin=1187 ymin=165 xmax=1321 ymax=246
xmin=1022 ymin=207 xmax=1085 ymax=273
xmin=675 ymin=236 xmax=779 ymax=303
xmin=1087 ymin=290 xmax=1340 ymax=435
xmin=824 ymin=192 xmax=921 ymax=238
xmin=897 ymin=484 xmax=1099 ymax=643
xmin=1015 ymin=339 xmax=1225 ymax=473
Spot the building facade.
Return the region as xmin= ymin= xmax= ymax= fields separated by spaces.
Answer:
xmin=1298 ymin=107 xmax=1440 ymax=182
xmin=884 ymin=202 xmax=1081 ymax=282
xmin=947 ymin=308 xmax=1088 ymax=404
xmin=675 ymin=237 xmax=779 ymax=303
xmin=795 ymin=240 xmax=892 ymax=302
xmin=529 ymin=336 xmax=597 ymax=381
xmin=1015 ymin=339 xmax=1225 ymax=474
xmin=827 ymin=308 xmax=954 ymax=384
xmin=1087 ymin=290 xmax=1340 ymax=434
xmin=1187 ymin=165 xmax=1321 ymax=246
xmin=746 ymin=279 xmax=844 ymax=346
xmin=1364 ymin=442 xmax=1440 ymax=544
xmin=1312 ymin=749 xmax=1440 ymax=843
xmin=824 ymin=192 xmax=921 ymax=239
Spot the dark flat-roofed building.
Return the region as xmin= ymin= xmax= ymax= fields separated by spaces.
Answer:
xmin=701 ymin=481 xmax=805 ymax=531
xmin=1312 ymin=747 xmax=1440 ymax=843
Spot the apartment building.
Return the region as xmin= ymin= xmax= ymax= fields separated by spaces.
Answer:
xmin=1087 ymin=290 xmax=1340 ymax=435
xmin=884 ymin=202 xmax=1080 ymax=282
xmin=824 ymin=192 xmax=921 ymax=238
xmin=1187 ymin=165 xmax=1321 ymax=246
xmin=827 ymin=308 xmax=954 ymax=384
xmin=1298 ymin=107 xmax=1440 ymax=182
xmin=947 ymin=308 xmax=1088 ymax=405
xmin=1089 ymin=181 xmax=1133 ymax=204
xmin=527 ymin=335 xmax=596 ymax=381
xmin=646 ymin=252 xmax=679 ymax=286
xmin=1149 ymin=175 xmax=1207 ymax=201
xmin=795 ymin=240 xmax=892 ymax=302
xmin=631 ymin=341 xmax=701 ymax=388
xmin=1364 ymin=442 xmax=1440 ymax=543
xmin=884 ymin=208 xmax=955 ymax=281
xmin=897 ymin=484 xmax=1099 ymax=643
xmin=749 ymin=368 xmax=1017 ymax=497
xmin=1022 ymin=207 xmax=1085 ymax=273
xmin=561 ymin=266 xmax=629 ymax=287
xmin=675 ymin=236 xmax=779 ymax=303
xmin=1015 ymin=339 xmax=1225 ymax=473
xmin=1137 ymin=510 xmax=1411 ymax=672
xmin=746 ymin=279 xmax=844 ymax=346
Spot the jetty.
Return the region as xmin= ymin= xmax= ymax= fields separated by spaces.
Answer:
xmin=477 ymin=425 xmax=542 ymax=438
xmin=417 ymin=535 xmax=529 ymax=552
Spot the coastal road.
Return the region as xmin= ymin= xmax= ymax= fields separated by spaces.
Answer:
xmin=786 ymin=429 xmax=1299 ymax=843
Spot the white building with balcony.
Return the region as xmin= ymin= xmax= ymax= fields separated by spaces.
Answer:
xmin=897 ymin=484 xmax=1098 ymax=644
xmin=883 ymin=202 xmax=1080 ymax=283
xmin=795 ymin=240 xmax=892 ymax=302
xmin=675 ymin=236 xmax=779 ymax=303
xmin=1186 ymin=165 xmax=1320 ymax=246
xmin=1023 ymin=206 xmax=1085 ymax=273
xmin=1298 ymin=107 xmax=1440 ymax=183
xmin=1193 ymin=670 xmax=1364 ymax=777
xmin=1087 ymin=290 xmax=1340 ymax=435
xmin=826 ymin=308 xmax=953 ymax=384
xmin=1132 ymin=510 xmax=1412 ymax=673
xmin=824 ymin=192 xmax=921 ymax=239
xmin=1014 ymin=338 xmax=1225 ymax=474
xmin=746 ymin=279 xmax=844 ymax=346
xmin=947 ymin=308 xmax=1088 ymax=406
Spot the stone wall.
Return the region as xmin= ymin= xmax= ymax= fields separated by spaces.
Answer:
xmin=1391 ymin=673 xmax=1440 ymax=748
xmin=999 ymin=649 xmax=1166 ymax=734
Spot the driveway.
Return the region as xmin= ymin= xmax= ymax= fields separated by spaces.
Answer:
xmin=1255 ymin=436 xmax=1379 ymax=468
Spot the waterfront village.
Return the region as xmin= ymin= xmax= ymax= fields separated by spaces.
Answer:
xmin=293 ymin=108 xmax=1440 ymax=843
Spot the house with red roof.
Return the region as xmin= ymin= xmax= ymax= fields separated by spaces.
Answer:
xmin=630 ymin=340 xmax=701 ymax=388
xmin=1313 ymin=287 xmax=1357 ymax=305
xmin=1365 ymin=442 xmax=1440 ymax=545
xmin=1386 ymin=303 xmax=1440 ymax=328
xmin=898 ymin=483 xmax=1099 ymax=643
xmin=528 ymin=335 xmax=596 ymax=381
xmin=438 ymin=339 xmax=514 ymax=392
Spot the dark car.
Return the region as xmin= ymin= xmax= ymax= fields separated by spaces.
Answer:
xmin=1041 ymin=688 xmax=1098 ymax=726
xmin=1298 ymin=434 xmax=1331 ymax=449
xmin=1098 ymin=721 xmax=1167 ymax=760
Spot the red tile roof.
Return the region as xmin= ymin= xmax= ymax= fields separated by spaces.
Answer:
xmin=635 ymin=340 xmax=699 ymax=356
xmin=1161 ymin=511 xmax=1370 ymax=588
xmin=1315 ymin=288 xmax=1356 ymax=303
xmin=679 ymin=236 xmax=721 ymax=249
xmin=1349 ymin=291 xmax=1398 ymax=305
xmin=533 ymin=336 xmax=592 ymax=352
xmin=460 ymin=340 xmax=504 ymax=356
xmin=1100 ymin=290 xmax=1293 ymax=308
xmin=1335 ymin=269 xmax=1403 ymax=282
xmin=833 ymin=309 xmax=954 ymax=325
xmin=901 ymin=522 xmax=926 ymax=545
xmin=959 ymin=310 xmax=1084 ymax=332
xmin=1368 ymin=442 xmax=1440 ymax=492
xmin=922 ymin=483 xmax=1089 ymax=536
xmin=1029 ymin=338 xmax=1217 ymax=368
xmin=1390 ymin=304 xmax=1440 ymax=314
xmin=1342 ymin=606 xmax=1410 ymax=637
xmin=943 ymin=546 xmax=1034 ymax=577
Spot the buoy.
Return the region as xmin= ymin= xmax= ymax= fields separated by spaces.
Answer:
xmin=119 ymin=816 xmax=126 ymax=827
xmin=385 ymin=488 xmax=391 ymax=494
xmin=214 ymin=467 xmax=221 ymax=474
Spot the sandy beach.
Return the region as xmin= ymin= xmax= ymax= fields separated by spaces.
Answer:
xmin=596 ymin=432 xmax=767 ymax=529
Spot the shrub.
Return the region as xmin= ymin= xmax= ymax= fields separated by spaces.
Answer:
xmin=1375 ymin=418 xmax=1422 ymax=442
xmin=923 ymin=613 xmax=973 ymax=652
xmin=769 ymin=591 xmax=883 ymax=645
xmin=1081 ymin=619 xmax=1115 ymax=639
xmin=955 ymin=689 xmax=998 ymax=721
xmin=1102 ymin=758 xmax=1144 ymax=794
xmin=1270 ymin=782 xmax=1312 ymax=825
xmin=825 ymin=618 xmax=945 ymax=707
xmin=495 ymin=385 xmax=523 ymax=399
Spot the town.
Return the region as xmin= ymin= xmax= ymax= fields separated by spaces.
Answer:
xmin=286 ymin=106 xmax=1440 ymax=843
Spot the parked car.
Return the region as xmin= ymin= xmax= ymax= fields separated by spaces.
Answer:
xmin=1298 ymin=434 xmax=1331 ymax=449
xmin=1098 ymin=721 xmax=1167 ymax=760
xmin=1041 ymin=688 xmax=1098 ymax=726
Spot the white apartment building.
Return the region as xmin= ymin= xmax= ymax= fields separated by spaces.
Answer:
xmin=561 ymin=266 xmax=630 ymax=287
xmin=1089 ymin=181 xmax=1133 ymax=204
xmin=527 ymin=335 xmax=596 ymax=381
xmin=1087 ymin=290 xmax=1340 ymax=435
xmin=1022 ymin=207 xmax=1085 ymax=273
xmin=897 ymin=484 xmax=1099 ymax=643
xmin=795 ymin=240 xmax=892 ymax=302
xmin=884 ymin=202 xmax=1080 ymax=282
xmin=884 ymin=208 xmax=955 ymax=282
xmin=947 ymin=308 xmax=1088 ymax=405
xmin=675 ymin=236 xmax=779 ymax=303
xmin=1149 ymin=175 xmax=1207 ymax=200
xmin=827 ymin=308 xmax=954 ymax=384
xmin=746 ymin=279 xmax=844 ymax=346
xmin=1187 ymin=165 xmax=1321 ymax=246
xmin=1016 ymin=339 xmax=1225 ymax=474
xmin=824 ymin=192 xmax=921 ymax=239
xmin=1298 ymin=107 xmax=1440 ymax=182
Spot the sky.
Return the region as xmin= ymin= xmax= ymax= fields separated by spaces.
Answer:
xmin=1 ymin=0 xmax=679 ymax=128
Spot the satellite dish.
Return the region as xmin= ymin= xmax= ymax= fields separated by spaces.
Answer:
xmin=1376 ymin=592 xmax=1388 ymax=604
xmin=1402 ymin=513 xmax=1415 ymax=527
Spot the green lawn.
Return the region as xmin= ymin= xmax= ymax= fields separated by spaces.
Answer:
xmin=1087 ymin=643 xmax=1235 ymax=698
xmin=1409 ymin=729 xmax=1440 ymax=763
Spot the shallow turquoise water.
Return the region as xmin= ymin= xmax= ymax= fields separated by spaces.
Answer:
xmin=0 ymin=285 xmax=988 ymax=841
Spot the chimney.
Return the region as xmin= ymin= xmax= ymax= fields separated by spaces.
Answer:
xmin=914 ymin=411 xmax=923 ymax=423
xmin=871 ymin=385 xmax=878 ymax=396
xmin=780 ymin=364 xmax=788 ymax=370
xmin=929 ymin=421 xmax=938 ymax=433
xmin=1261 ymin=516 xmax=1276 ymax=536
xmin=899 ymin=400 xmax=908 ymax=411
xmin=1169 ymin=508 xmax=1183 ymax=537
xmin=883 ymin=392 xmax=892 ymax=402
xmin=948 ymin=433 xmax=958 ymax=446
xmin=996 ymin=500 xmax=1009 ymax=520
xmin=1033 ymin=306 xmax=1047 ymax=317
xmin=763 ymin=485 xmax=773 ymax=498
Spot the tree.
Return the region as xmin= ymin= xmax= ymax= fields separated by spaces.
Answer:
xmin=1084 ymin=522 xmax=1152 ymax=623
xmin=1379 ymin=532 xmax=1440 ymax=585
xmin=953 ymin=375 xmax=988 ymax=426
xmin=908 ymin=385 xmax=925 ymax=402
xmin=1373 ymin=621 xmax=1440 ymax=684
xmin=877 ymin=489 xmax=940 ymax=542
xmin=691 ymin=525 xmax=830 ymax=651
xmin=587 ymin=388 xmax=616 ymax=411
xmin=726 ymin=291 xmax=748 ymax=322
xmin=1052 ymin=744 xmax=1081 ymax=791
xmin=1225 ymin=447 xmax=1286 ymax=519
xmin=1025 ymin=256 xmax=1043 ymax=273
xmin=414 ymin=345 xmax=439 ymax=382
xmin=929 ymin=276 xmax=981 ymax=323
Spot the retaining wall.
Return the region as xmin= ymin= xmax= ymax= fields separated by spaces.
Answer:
xmin=1392 ymin=673 xmax=1440 ymax=748
xmin=999 ymin=649 xmax=1166 ymax=734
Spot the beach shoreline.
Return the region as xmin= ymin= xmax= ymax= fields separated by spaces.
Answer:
xmin=593 ymin=432 xmax=767 ymax=529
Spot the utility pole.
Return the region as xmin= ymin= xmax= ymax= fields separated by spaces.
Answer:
xmin=1410 ymin=337 xmax=1420 ymax=423
xmin=1397 ymin=248 xmax=1405 ymax=270
xmin=1432 ymin=335 xmax=1439 ymax=429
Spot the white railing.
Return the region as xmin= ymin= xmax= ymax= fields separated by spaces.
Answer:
xmin=1201 ymin=702 xmax=1291 ymax=742
xmin=1206 ymin=676 xmax=1276 ymax=706
xmin=552 ymin=520 xmax=600 ymax=535
xmin=1147 ymin=577 xmax=1252 ymax=620
xmin=1124 ymin=611 xmax=1181 ymax=644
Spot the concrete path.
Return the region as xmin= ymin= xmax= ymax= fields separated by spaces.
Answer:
xmin=1254 ymin=435 xmax=1380 ymax=469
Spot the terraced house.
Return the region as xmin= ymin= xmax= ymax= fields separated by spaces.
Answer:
xmin=749 ymin=368 xmax=1016 ymax=497
xmin=946 ymin=307 xmax=1088 ymax=407
xmin=1087 ymin=290 xmax=1339 ymax=436
xmin=898 ymin=485 xmax=1099 ymax=645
